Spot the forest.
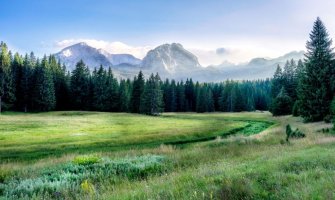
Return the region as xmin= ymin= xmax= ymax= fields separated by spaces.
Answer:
xmin=0 ymin=43 xmax=271 ymax=115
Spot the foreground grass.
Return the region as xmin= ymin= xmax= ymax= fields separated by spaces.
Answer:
xmin=1 ymin=111 xmax=334 ymax=199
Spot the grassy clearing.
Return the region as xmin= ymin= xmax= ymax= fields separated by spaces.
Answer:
xmin=1 ymin=111 xmax=335 ymax=199
xmin=0 ymin=112 xmax=271 ymax=162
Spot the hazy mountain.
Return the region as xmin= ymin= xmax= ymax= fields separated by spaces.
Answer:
xmin=141 ymin=43 xmax=201 ymax=75
xmin=98 ymin=49 xmax=142 ymax=66
xmin=55 ymin=42 xmax=305 ymax=81
xmin=55 ymin=42 xmax=111 ymax=70
xmin=209 ymin=51 xmax=305 ymax=80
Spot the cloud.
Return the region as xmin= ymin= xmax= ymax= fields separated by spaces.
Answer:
xmin=55 ymin=39 xmax=152 ymax=59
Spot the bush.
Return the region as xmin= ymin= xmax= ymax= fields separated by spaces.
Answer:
xmin=286 ymin=124 xmax=305 ymax=142
xmin=1 ymin=155 xmax=167 ymax=198
xmin=73 ymin=155 xmax=101 ymax=165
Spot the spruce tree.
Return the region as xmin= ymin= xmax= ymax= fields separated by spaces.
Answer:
xmin=119 ymin=79 xmax=131 ymax=112
xmin=271 ymin=87 xmax=292 ymax=116
xmin=31 ymin=56 xmax=56 ymax=111
xmin=0 ymin=42 xmax=15 ymax=112
xmin=106 ymin=67 xmax=119 ymax=111
xmin=271 ymin=65 xmax=283 ymax=98
xmin=298 ymin=17 xmax=334 ymax=121
xmin=130 ymin=71 xmax=144 ymax=113
xmin=92 ymin=66 xmax=108 ymax=111
xmin=70 ymin=60 xmax=90 ymax=110
xmin=140 ymin=73 xmax=164 ymax=115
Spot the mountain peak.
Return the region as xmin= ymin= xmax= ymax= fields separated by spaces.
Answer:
xmin=141 ymin=43 xmax=201 ymax=74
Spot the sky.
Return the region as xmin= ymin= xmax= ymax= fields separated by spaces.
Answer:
xmin=1 ymin=0 xmax=335 ymax=66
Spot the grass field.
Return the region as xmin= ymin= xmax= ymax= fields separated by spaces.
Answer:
xmin=0 ymin=111 xmax=334 ymax=199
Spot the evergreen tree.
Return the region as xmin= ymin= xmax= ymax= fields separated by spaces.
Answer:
xmin=12 ymin=53 xmax=24 ymax=111
xmin=185 ymin=78 xmax=195 ymax=111
xmin=31 ymin=56 xmax=56 ymax=111
xmin=283 ymin=59 xmax=297 ymax=101
xmin=119 ymin=79 xmax=131 ymax=112
xmin=196 ymin=84 xmax=214 ymax=113
xmin=70 ymin=60 xmax=90 ymax=110
xmin=271 ymin=65 xmax=284 ymax=98
xmin=176 ymin=81 xmax=186 ymax=112
xmin=106 ymin=68 xmax=119 ymax=111
xmin=19 ymin=54 xmax=34 ymax=112
xmin=0 ymin=42 xmax=15 ymax=112
xmin=49 ymin=56 xmax=69 ymax=110
xmin=130 ymin=71 xmax=144 ymax=113
xmin=140 ymin=73 xmax=164 ymax=115
xmin=92 ymin=66 xmax=108 ymax=111
xmin=298 ymin=17 xmax=334 ymax=121
xmin=271 ymin=87 xmax=292 ymax=116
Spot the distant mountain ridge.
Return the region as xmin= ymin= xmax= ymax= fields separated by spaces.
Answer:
xmin=55 ymin=42 xmax=305 ymax=81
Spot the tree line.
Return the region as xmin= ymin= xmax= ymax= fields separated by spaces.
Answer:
xmin=270 ymin=17 xmax=335 ymax=122
xmin=0 ymin=42 xmax=271 ymax=115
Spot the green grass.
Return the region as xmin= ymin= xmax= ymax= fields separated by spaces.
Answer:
xmin=1 ymin=111 xmax=335 ymax=199
xmin=0 ymin=111 xmax=272 ymax=162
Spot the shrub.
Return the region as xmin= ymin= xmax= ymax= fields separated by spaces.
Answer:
xmin=286 ymin=124 xmax=305 ymax=142
xmin=1 ymin=155 xmax=166 ymax=199
xmin=73 ymin=155 xmax=101 ymax=165
xmin=80 ymin=179 xmax=95 ymax=194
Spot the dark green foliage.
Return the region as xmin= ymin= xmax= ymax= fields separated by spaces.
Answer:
xmin=130 ymin=71 xmax=145 ymax=113
xmin=49 ymin=56 xmax=70 ymax=110
xmin=286 ymin=124 xmax=305 ymax=142
xmin=196 ymin=84 xmax=214 ymax=113
xmin=140 ymin=73 xmax=164 ymax=115
xmin=119 ymin=79 xmax=131 ymax=112
xmin=31 ymin=56 xmax=56 ymax=111
xmin=271 ymin=87 xmax=292 ymax=116
xmin=0 ymin=42 xmax=15 ymax=112
xmin=292 ymin=100 xmax=300 ymax=117
xmin=298 ymin=17 xmax=335 ymax=122
xmin=176 ymin=81 xmax=186 ymax=112
xmin=70 ymin=60 xmax=90 ymax=110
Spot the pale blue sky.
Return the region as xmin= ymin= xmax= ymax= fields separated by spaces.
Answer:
xmin=1 ymin=0 xmax=335 ymax=65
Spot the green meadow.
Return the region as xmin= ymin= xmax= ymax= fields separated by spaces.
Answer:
xmin=0 ymin=111 xmax=334 ymax=199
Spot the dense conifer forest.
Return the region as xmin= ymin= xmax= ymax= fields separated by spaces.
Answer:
xmin=0 ymin=42 xmax=272 ymax=115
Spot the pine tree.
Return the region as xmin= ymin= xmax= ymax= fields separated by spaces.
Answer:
xmin=283 ymin=59 xmax=297 ymax=101
xmin=185 ymin=78 xmax=195 ymax=111
xmin=176 ymin=81 xmax=186 ymax=112
xmin=130 ymin=71 xmax=145 ymax=113
xmin=298 ymin=17 xmax=334 ymax=121
xmin=140 ymin=73 xmax=164 ymax=115
xmin=49 ymin=55 xmax=69 ymax=110
xmin=106 ymin=67 xmax=119 ymax=111
xmin=18 ymin=54 xmax=33 ymax=112
xmin=12 ymin=53 xmax=24 ymax=111
xmin=0 ymin=42 xmax=15 ymax=112
xmin=119 ymin=79 xmax=131 ymax=112
xmin=92 ymin=66 xmax=108 ymax=111
xmin=271 ymin=65 xmax=284 ymax=98
xmin=31 ymin=56 xmax=56 ymax=111
xmin=271 ymin=87 xmax=292 ymax=116
xmin=70 ymin=60 xmax=90 ymax=110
